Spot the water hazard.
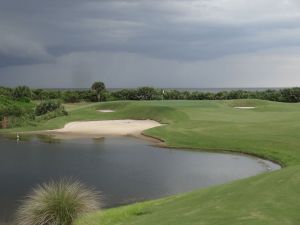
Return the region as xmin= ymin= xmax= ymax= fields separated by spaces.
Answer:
xmin=0 ymin=136 xmax=280 ymax=221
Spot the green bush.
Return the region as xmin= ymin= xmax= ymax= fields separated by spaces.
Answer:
xmin=63 ymin=91 xmax=81 ymax=103
xmin=4 ymin=115 xmax=36 ymax=128
xmin=0 ymin=96 xmax=69 ymax=128
xmin=0 ymin=96 xmax=34 ymax=118
xmin=0 ymin=86 xmax=13 ymax=97
xmin=36 ymin=108 xmax=68 ymax=121
xmin=12 ymin=86 xmax=32 ymax=100
xmin=35 ymin=101 xmax=64 ymax=116
xmin=15 ymin=180 xmax=101 ymax=225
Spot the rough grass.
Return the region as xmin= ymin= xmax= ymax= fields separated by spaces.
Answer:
xmin=3 ymin=99 xmax=300 ymax=225
xmin=15 ymin=180 xmax=101 ymax=225
xmin=0 ymin=96 xmax=34 ymax=110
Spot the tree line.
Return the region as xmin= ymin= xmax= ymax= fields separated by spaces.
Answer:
xmin=0 ymin=84 xmax=299 ymax=103
xmin=0 ymin=82 xmax=299 ymax=129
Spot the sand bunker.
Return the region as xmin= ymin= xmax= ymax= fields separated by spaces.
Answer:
xmin=234 ymin=107 xmax=256 ymax=109
xmin=49 ymin=120 xmax=162 ymax=138
xmin=97 ymin=109 xmax=115 ymax=113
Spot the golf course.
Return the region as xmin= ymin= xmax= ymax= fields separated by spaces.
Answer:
xmin=3 ymin=1 xmax=300 ymax=224
xmin=3 ymin=99 xmax=300 ymax=225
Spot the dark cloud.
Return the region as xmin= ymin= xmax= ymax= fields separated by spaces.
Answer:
xmin=0 ymin=0 xmax=300 ymax=87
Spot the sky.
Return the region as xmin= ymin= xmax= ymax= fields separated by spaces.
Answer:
xmin=0 ymin=0 xmax=300 ymax=88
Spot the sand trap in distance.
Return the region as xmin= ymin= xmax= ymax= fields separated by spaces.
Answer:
xmin=234 ymin=107 xmax=256 ymax=109
xmin=97 ymin=109 xmax=115 ymax=113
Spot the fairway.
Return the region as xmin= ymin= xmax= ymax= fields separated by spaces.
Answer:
xmin=5 ymin=99 xmax=300 ymax=225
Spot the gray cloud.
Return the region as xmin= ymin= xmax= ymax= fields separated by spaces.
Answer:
xmin=1 ymin=51 xmax=299 ymax=88
xmin=0 ymin=0 xmax=300 ymax=87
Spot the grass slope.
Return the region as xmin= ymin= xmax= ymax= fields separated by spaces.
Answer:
xmin=0 ymin=96 xmax=34 ymax=113
xmin=3 ymin=99 xmax=300 ymax=225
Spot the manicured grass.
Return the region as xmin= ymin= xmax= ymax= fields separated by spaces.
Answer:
xmin=3 ymin=99 xmax=300 ymax=225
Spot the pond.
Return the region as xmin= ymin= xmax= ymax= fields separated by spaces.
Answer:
xmin=0 ymin=136 xmax=280 ymax=221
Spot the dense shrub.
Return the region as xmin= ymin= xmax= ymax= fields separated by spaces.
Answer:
xmin=0 ymin=86 xmax=12 ymax=97
xmin=62 ymin=91 xmax=81 ymax=103
xmin=111 ymin=89 xmax=138 ymax=100
xmin=280 ymin=88 xmax=300 ymax=102
xmin=136 ymin=87 xmax=160 ymax=100
xmin=0 ymin=96 xmax=34 ymax=118
xmin=32 ymin=89 xmax=49 ymax=101
xmin=35 ymin=101 xmax=65 ymax=116
xmin=12 ymin=86 xmax=32 ymax=101
xmin=4 ymin=115 xmax=36 ymax=128
xmin=15 ymin=179 xmax=101 ymax=225
xmin=111 ymin=87 xmax=161 ymax=100
xmin=36 ymin=108 xmax=68 ymax=121
xmin=78 ymin=90 xmax=98 ymax=102
xmin=0 ymin=96 xmax=69 ymax=129
xmin=0 ymin=96 xmax=35 ymax=128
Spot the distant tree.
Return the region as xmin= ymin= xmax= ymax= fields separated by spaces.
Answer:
xmin=280 ymin=87 xmax=300 ymax=102
xmin=0 ymin=86 xmax=13 ymax=98
xmin=111 ymin=89 xmax=137 ymax=100
xmin=35 ymin=100 xmax=65 ymax=116
xmin=32 ymin=89 xmax=50 ymax=101
xmin=62 ymin=91 xmax=80 ymax=103
xmin=12 ymin=86 xmax=32 ymax=101
xmin=136 ymin=87 xmax=158 ymax=100
xmin=79 ymin=90 xmax=98 ymax=102
xmin=48 ymin=90 xmax=62 ymax=99
xmin=163 ymin=90 xmax=183 ymax=100
xmin=226 ymin=90 xmax=249 ymax=100
xmin=260 ymin=89 xmax=281 ymax=101
xmin=91 ymin=81 xmax=106 ymax=102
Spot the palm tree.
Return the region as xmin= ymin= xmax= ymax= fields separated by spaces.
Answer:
xmin=91 ymin=82 xmax=106 ymax=102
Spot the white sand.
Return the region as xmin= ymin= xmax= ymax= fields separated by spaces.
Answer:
xmin=49 ymin=120 xmax=162 ymax=138
xmin=234 ymin=107 xmax=256 ymax=109
xmin=97 ymin=109 xmax=115 ymax=113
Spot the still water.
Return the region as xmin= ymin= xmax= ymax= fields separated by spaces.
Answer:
xmin=0 ymin=136 xmax=280 ymax=221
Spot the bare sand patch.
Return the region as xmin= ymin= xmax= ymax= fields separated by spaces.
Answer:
xmin=234 ymin=107 xmax=256 ymax=109
xmin=47 ymin=120 xmax=162 ymax=139
xmin=97 ymin=109 xmax=115 ymax=113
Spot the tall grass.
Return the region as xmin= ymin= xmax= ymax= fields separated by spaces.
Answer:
xmin=15 ymin=180 xmax=101 ymax=225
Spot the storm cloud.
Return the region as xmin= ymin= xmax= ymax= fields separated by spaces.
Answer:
xmin=0 ymin=0 xmax=300 ymax=88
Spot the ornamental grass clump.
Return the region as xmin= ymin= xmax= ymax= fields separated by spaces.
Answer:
xmin=15 ymin=180 xmax=101 ymax=225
